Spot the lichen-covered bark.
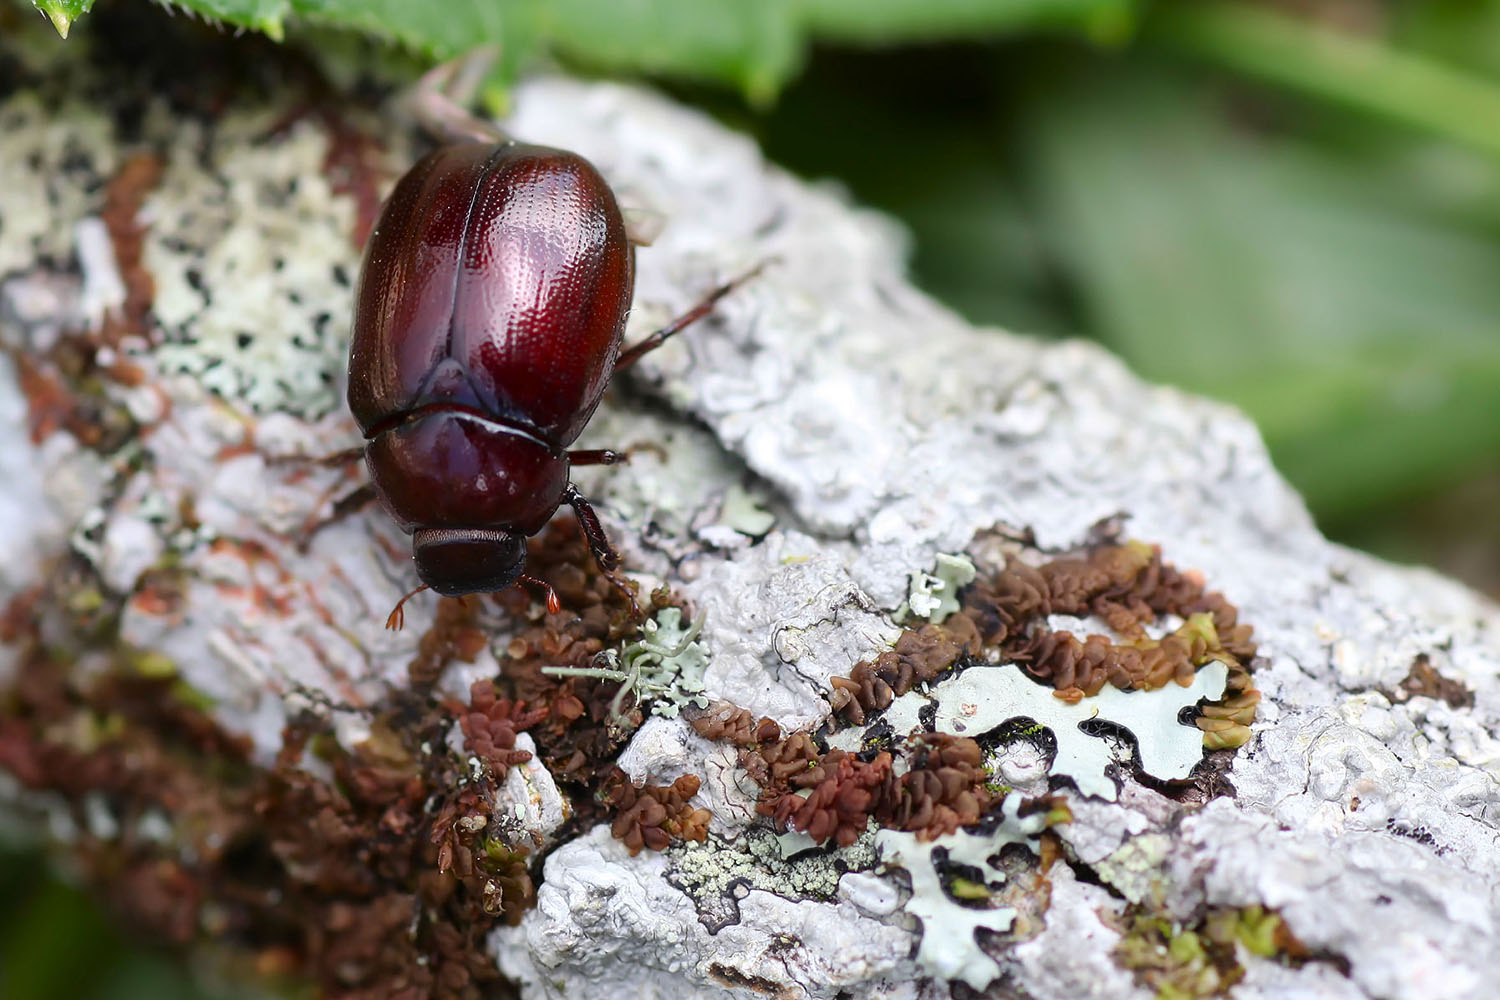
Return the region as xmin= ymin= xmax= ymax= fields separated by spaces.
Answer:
xmin=4 ymin=10 xmax=1500 ymax=1000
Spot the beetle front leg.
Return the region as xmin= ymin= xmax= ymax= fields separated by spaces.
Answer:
xmin=613 ymin=260 xmax=773 ymax=372
xmin=266 ymin=446 xmax=366 ymax=469
xmin=266 ymin=449 xmax=376 ymax=551
xmin=563 ymin=485 xmax=644 ymax=619
xmin=563 ymin=484 xmax=620 ymax=570
xmin=294 ymin=483 xmax=378 ymax=552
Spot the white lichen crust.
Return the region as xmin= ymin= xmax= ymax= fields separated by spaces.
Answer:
xmin=4 ymin=27 xmax=1500 ymax=1000
xmin=144 ymin=110 xmax=361 ymax=418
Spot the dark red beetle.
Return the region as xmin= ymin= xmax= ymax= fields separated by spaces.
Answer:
xmin=347 ymin=55 xmax=757 ymax=628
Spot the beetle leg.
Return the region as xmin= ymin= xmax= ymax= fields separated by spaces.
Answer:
xmin=293 ymin=483 xmax=377 ymax=553
xmin=563 ymin=484 xmax=620 ymax=571
xmin=266 ymin=446 xmax=365 ymax=469
xmin=266 ymin=447 xmax=373 ymax=548
xmin=517 ymin=574 xmax=562 ymax=615
xmin=410 ymin=47 xmax=510 ymax=145
xmin=622 ymin=205 xmax=667 ymax=247
xmin=613 ymin=259 xmax=772 ymax=372
xmin=567 ymin=448 xmax=627 ymax=467
xmin=568 ymin=443 xmax=671 ymax=468
xmin=563 ymin=485 xmax=644 ymax=620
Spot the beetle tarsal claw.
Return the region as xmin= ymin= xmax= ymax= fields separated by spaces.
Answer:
xmin=604 ymin=569 xmax=643 ymax=620
xmin=517 ymin=575 xmax=561 ymax=615
xmin=385 ymin=584 xmax=430 ymax=631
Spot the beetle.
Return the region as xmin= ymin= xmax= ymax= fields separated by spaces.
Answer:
xmin=347 ymin=53 xmax=759 ymax=629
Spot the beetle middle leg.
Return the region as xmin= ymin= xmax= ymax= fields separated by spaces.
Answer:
xmin=266 ymin=448 xmax=376 ymax=550
xmin=613 ymin=260 xmax=772 ymax=372
xmin=568 ymin=448 xmax=627 ymax=467
xmin=563 ymin=484 xmax=620 ymax=570
xmin=569 ymin=443 xmax=670 ymax=467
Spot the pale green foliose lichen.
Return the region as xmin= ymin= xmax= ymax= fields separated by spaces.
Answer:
xmin=1095 ymin=833 xmax=1173 ymax=905
xmin=876 ymin=795 xmax=1050 ymax=991
xmin=931 ymin=661 xmax=1228 ymax=800
xmin=544 ymin=606 xmax=710 ymax=719
xmin=719 ymin=483 xmax=776 ymax=537
xmin=900 ymin=552 xmax=976 ymax=624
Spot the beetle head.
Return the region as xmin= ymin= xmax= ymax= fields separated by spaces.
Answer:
xmin=412 ymin=527 xmax=527 ymax=597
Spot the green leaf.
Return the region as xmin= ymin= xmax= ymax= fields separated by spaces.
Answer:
xmin=1395 ymin=0 xmax=1500 ymax=81
xmin=1019 ymin=65 xmax=1500 ymax=517
xmin=1147 ymin=2 xmax=1500 ymax=162
xmin=290 ymin=0 xmax=508 ymax=57
xmin=30 ymin=0 xmax=1139 ymax=98
xmin=540 ymin=0 xmax=803 ymax=103
xmin=799 ymin=0 xmax=1139 ymax=44
xmin=761 ymin=48 xmax=1065 ymax=331
xmin=159 ymin=0 xmax=291 ymax=40
xmin=0 ymin=846 xmax=267 ymax=1000
xmin=29 ymin=0 xmax=92 ymax=37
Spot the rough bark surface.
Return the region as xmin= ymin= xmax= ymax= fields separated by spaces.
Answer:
xmin=3 ymin=17 xmax=1499 ymax=1000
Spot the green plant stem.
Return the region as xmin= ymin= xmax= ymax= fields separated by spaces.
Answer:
xmin=1147 ymin=1 xmax=1500 ymax=160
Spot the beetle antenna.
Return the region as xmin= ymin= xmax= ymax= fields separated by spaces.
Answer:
xmin=385 ymin=584 xmax=430 ymax=631
xmin=517 ymin=574 xmax=561 ymax=615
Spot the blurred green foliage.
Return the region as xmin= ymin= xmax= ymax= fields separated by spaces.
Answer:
xmin=28 ymin=0 xmax=1133 ymax=95
xmin=0 ymin=845 xmax=262 ymax=1000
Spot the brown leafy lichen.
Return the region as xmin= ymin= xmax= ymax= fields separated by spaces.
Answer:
xmin=1380 ymin=652 xmax=1474 ymax=710
xmin=0 ymin=626 xmax=512 ymax=998
xmin=829 ymin=621 xmax=979 ymax=725
xmin=956 ymin=542 xmax=1257 ymax=697
xmin=492 ymin=520 xmax=648 ymax=784
xmin=407 ymin=595 xmax=490 ymax=687
xmin=0 ymin=515 xmax=715 ymax=998
xmin=601 ymin=768 xmax=712 ymax=855
xmin=749 ymin=737 xmax=999 ymax=846
xmin=694 ymin=538 xmax=1263 ymax=849
xmin=455 ymin=679 xmax=548 ymax=778
xmin=833 ymin=541 xmax=1260 ymax=736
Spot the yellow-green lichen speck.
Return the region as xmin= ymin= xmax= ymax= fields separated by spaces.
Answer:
xmin=902 ymin=552 xmax=977 ymax=624
xmin=1116 ymin=904 xmax=1300 ymax=999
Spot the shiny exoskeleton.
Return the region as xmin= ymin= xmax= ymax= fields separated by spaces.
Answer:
xmin=348 ymin=134 xmax=754 ymax=627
